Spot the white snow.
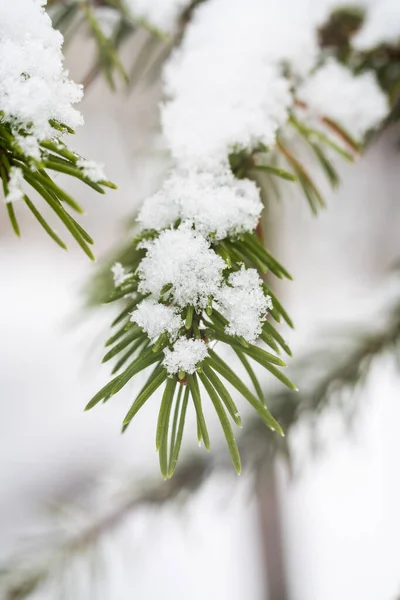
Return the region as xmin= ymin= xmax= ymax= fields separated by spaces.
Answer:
xmin=123 ymin=0 xmax=188 ymax=34
xmin=77 ymin=158 xmax=107 ymax=183
xmin=216 ymin=267 xmax=272 ymax=343
xmin=131 ymin=299 xmax=183 ymax=343
xmin=14 ymin=134 xmax=41 ymax=161
xmin=5 ymin=167 xmax=24 ymax=203
xmin=0 ymin=0 xmax=83 ymax=142
xmin=93 ymin=6 xmax=121 ymax=39
xmin=138 ymin=167 xmax=262 ymax=240
xmin=163 ymin=337 xmax=208 ymax=375
xmin=111 ymin=262 xmax=128 ymax=287
xmin=137 ymin=225 xmax=225 ymax=309
xmin=297 ymin=59 xmax=388 ymax=141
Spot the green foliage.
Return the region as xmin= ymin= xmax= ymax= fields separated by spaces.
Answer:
xmin=44 ymin=0 xmax=390 ymax=479
xmin=0 ymin=117 xmax=116 ymax=256
xmin=86 ymin=224 xmax=297 ymax=478
xmin=83 ymin=114 xmax=364 ymax=478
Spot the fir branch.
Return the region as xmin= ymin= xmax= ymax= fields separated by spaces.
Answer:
xmin=0 ymin=124 xmax=115 ymax=255
xmin=0 ymin=2 xmax=117 ymax=254
xmin=43 ymin=0 xmax=394 ymax=477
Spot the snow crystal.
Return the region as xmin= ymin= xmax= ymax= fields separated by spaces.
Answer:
xmin=0 ymin=0 xmax=83 ymax=142
xmin=353 ymin=0 xmax=400 ymax=50
xmin=297 ymin=59 xmax=388 ymax=141
xmin=123 ymin=0 xmax=188 ymax=34
xmin=77 ymin=158 xmax=106 ymax=183
xmin=131 ymin=299 xmax=183 ymax=343
xmin=216 ymin=267 xmax=272 ymax=343
xmin=111 ymin=262 xmax=128 ymax=286
xmin=138 ymin=166 xmax=263 ymax=240
xmin=5 ymin=167 xmax=24 ymax=203
xmin=163 ymin=337 xmax=208 ymax=375
xmin=137 ymin=225 xmax=225 ymax=309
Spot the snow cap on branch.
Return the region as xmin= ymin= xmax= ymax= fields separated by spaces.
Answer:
xmin=5 ymin=167 xmax=24 ymax=203
xmin=77 ymin=158 xmax=106 ymax=183
xmin=137 ymin=224 xmax=225 ymax=309
xmin=131 ymin=299 xmax=183 ymax=343
xmin=163 ymin=337 xmax=209 ymax=375
xmin=111 ymin=263 xmax=128 ymax=287
xmin=138 ymin=166 xmax=263 ymax=240
xmin=161 ymin=0 xmax=299 ymax=166
xmin=297 ymin=59 xmax=388 ymax=141
xmin=216 ymin=267 xmax=272 ymax=343
xmin=0 ymin=0 xmax=83 ymax=144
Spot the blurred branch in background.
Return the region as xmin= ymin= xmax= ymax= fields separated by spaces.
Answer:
xmin=47 ymin=0 xmax=203 ymax=92
xmin=3 ymin=274 xmax=400 ymax=599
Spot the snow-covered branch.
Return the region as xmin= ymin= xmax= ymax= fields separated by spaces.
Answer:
xmin=88 ymin=0 xmax=396 ymax=477
xmin=0 ymin=0 xmax=115 ymax=254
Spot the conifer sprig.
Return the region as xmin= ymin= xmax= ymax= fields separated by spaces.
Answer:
xmin=87 ymin=212 xmax=297 ymax=478
xmin=0 ymin=118 xmax=116 ymax=256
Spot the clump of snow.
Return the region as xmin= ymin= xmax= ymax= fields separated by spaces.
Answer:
xmin=5 ymin=167 xmax=24 ymax=203
xmin=138 ymin=225 xmax=225 ymax=309
xmin=123 ymin=0 xmax=188 ymax=34
xmin=137 ymin=166 xmax=263 ymax=240
xmin=216 ymin=267 xmax=272 ymax=343
xmin=162 ymin=56 xmax=290 ymax=166
xmin=163 ymin=337 xmax=208 ymax=375
xmin=161 ymin=0 xmax=301 ymax=166
xmin=77 ymin=158 xmax=107 ymax=183
xmin=111 ymin=263 xmax=128 ymax=286
xmin=297 ymin=59 xmax=388 ymax=141
xmin=0 ymin=0 xmax=83 ymax=142
xmin=353 ymin=0 xmax=400 ymax=50
xmin=131 ymin=299 xmax=183 ymax=343
xmin=14 ymin=135 xmax=41 ymax=161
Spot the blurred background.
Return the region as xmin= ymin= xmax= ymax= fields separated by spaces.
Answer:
xmin=1 ymin=3 xmax=400 ymax=599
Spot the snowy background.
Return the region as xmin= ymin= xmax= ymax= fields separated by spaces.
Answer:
xmin=1 ymin=29 xmax=400 ymax=600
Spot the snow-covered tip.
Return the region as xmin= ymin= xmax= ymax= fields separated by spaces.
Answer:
xmin=131 ymin=299 xmax=183 ymax=343
xmin=296 ymin=59 xmax=389 ymax=142
xmin=137 ymin=224 xmax=225 ymax=309
xmin=77 ymin=159 xmax=107 ymax=183
xmin=111 ymin=262 xmax=128 ymax=287
xmin=216 ymin=267 xmax=272 ymax=343
xmin=163 ymin=337 xmax=208 ymax=375
xmin=0 ymin=0 xmax=83 ymax=141
xmin=5 ymin=167 xmax=24 ymax=204
xmin=137 ymin=167 xmax=263 ymax=240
